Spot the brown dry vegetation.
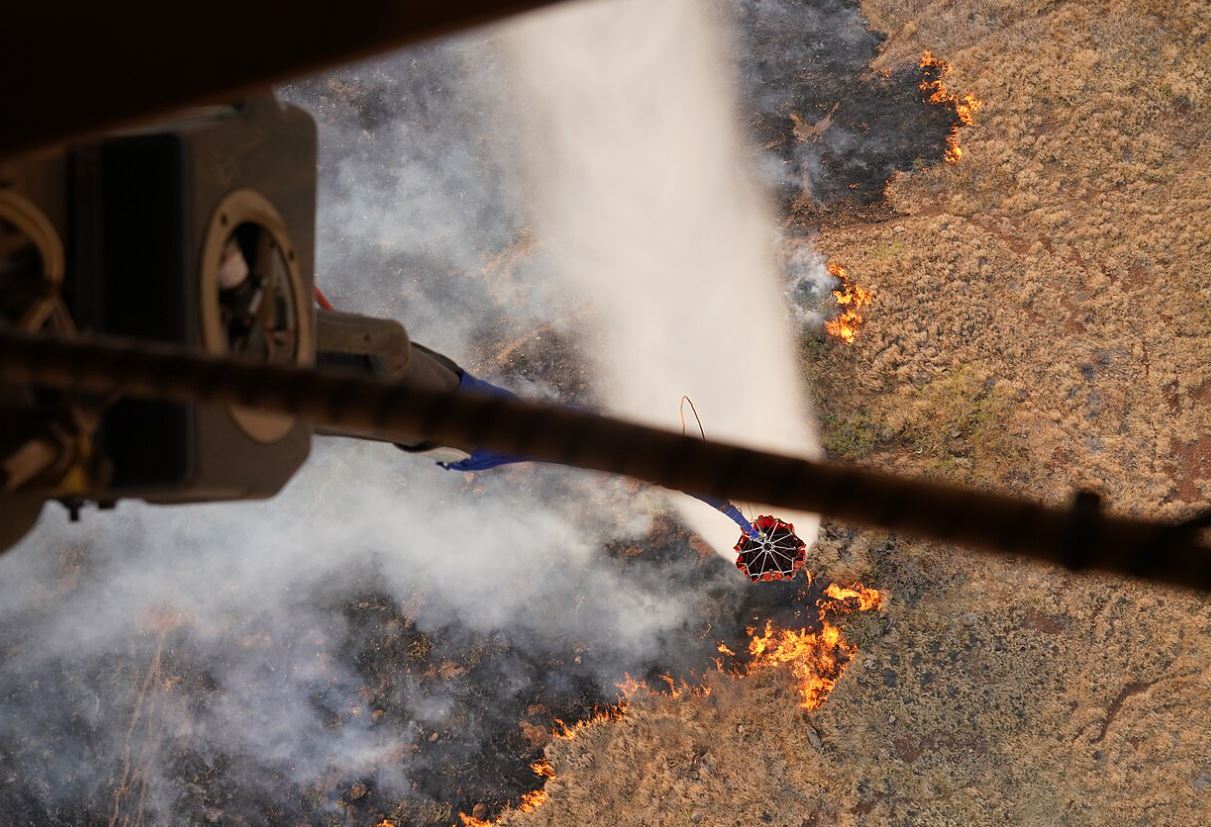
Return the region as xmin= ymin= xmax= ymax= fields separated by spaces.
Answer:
xmin=503 ymin=1 xmax=1211 ymax=824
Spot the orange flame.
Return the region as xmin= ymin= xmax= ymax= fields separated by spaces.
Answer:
xmin=553 ymin=705 xmax=627 ymax=741
xmin=455 ymin=580 xmax=884 ymax=825
xmin=612 ymin=671 xmax=710 ymax=705
xmin=919 ymin=51 xmax=982 ymax=164
xmin=746 ymin=620 xmax=850 ymax=710
xmin=822 ymin=582 xmax=885 ymax=612
xmin=615 ymin=672 xmax=645 ymax=700
xmin=824 ymin=262 xmax=872 ymax=344
xmin=456 ymin=757 xmax=559 ymax=825
xmin=743 ymin=581 xmax=886 ymax=710
xmin=517 ymin=789 xmax=548 ymax=813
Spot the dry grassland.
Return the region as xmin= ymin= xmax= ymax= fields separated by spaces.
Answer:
xmin=504 ymin=1 xmax=1211 ymax=824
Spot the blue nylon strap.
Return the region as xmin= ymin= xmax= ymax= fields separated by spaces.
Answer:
xmin=695 ymin=494 xmax=760 ymax=539
xmin=437 ymin=372 xmax=760 ymax=539
xmin=435 ymin=371 xmax=530 ymax=472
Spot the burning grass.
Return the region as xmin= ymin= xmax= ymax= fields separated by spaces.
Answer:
xmin=824 ymin=262 xmax=873 ymax=344
xmin=457 ymin=576 xmax=887 ymax=824
xmin=458 ymin=783 xmax=549 ymax=826
xmin=456 ymin=707 xmax=625 ymax=825
xmin=918 ymin=50 xmax=982 ymax=163
xmin=744 ymin=580 xmax=885 ymax=709
xmin=603 ymin=577 xmax=885 ymax=714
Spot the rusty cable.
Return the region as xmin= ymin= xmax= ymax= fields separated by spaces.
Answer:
xmin=1 ymin=326 xmax=1209 ymax=590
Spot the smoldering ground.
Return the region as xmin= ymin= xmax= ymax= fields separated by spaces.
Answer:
xmin=0 ymin=446 xmax=774 ymax=825
xmin=735 ymin=0 xmax=969 ymax=210
xmin=0 ymin=2 xmax=969 ymax=824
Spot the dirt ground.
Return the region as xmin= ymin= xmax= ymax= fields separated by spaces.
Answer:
xmin=504 ymin=1 xmax=1211 ymax=824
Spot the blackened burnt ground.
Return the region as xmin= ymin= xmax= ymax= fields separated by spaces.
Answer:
xmin=0 ymin=512 xmax=823 ymax=827
xmin=736 ymin=0 xmax=967 ymax=216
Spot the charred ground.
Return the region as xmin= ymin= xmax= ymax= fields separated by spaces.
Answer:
xmin=0 ymin=508 xmax=830 ymax=827
xmin=737 ymin=0 xmax=966 ymax=216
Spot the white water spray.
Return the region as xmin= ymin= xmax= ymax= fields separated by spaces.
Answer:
xmin=501 ymin=0 xmax=822 ymax=555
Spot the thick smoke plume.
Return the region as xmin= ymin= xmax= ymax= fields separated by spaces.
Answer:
xmin=500 ymin=0 xmax=823 ymax=557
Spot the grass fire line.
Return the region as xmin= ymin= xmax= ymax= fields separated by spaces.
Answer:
xmin=919 ymin=50 xmax=983 ymax=164
xmin=453 ymin=579 xmax=886 ymax=826
xmin=824 ymin=261 xmax=873 ymax=345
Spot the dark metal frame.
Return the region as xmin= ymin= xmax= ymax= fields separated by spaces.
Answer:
xmin=3 ymin=0 xmax=568 ymax=158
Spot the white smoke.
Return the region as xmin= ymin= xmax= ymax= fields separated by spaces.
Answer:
xmin=0 ymin=1 xmax=831 ymax=820
xmin=0 ymin=440 xmax=725 ymax=819
xmin=499 ymin=0 xmax=822 ymax=555
xmin=0 ymin=31 xmax=738 ymax=821
xmin=785 ymin=241 xmax=835 ymax=329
